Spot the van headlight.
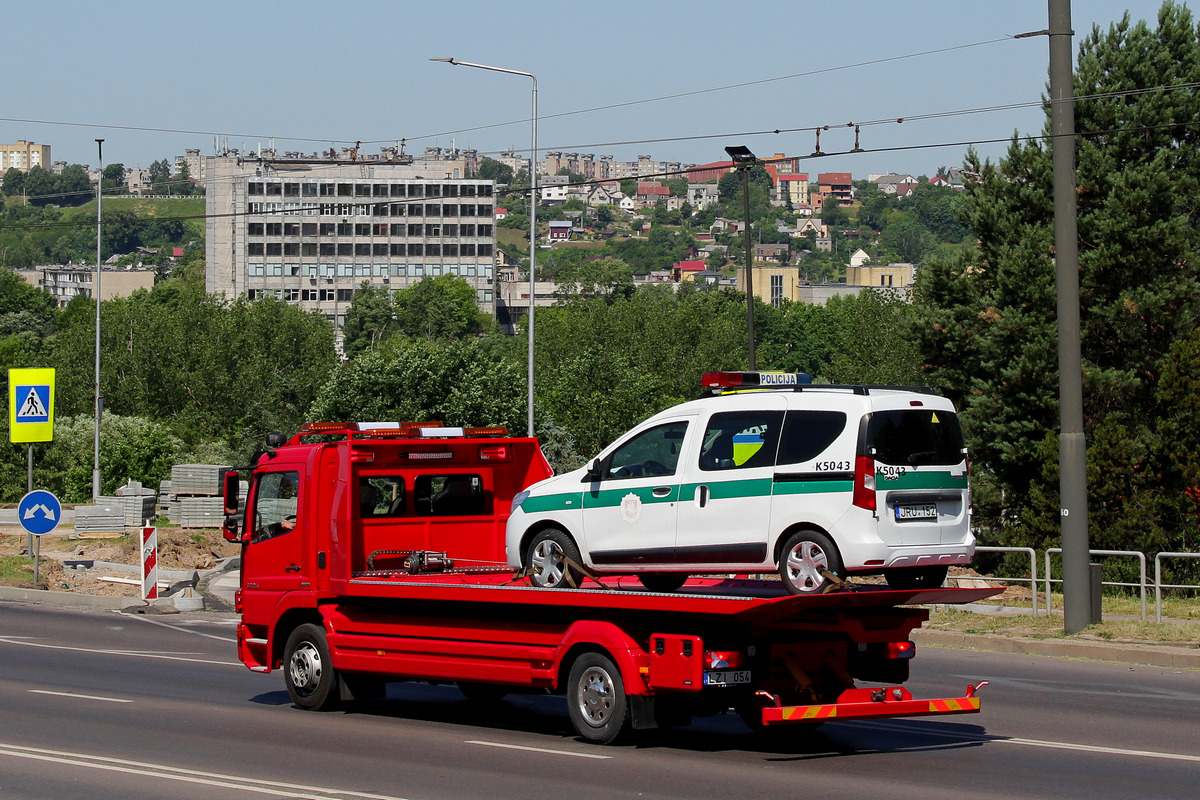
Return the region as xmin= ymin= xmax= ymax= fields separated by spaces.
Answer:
xmin=511 ymin=490 xmax=531 ymax=514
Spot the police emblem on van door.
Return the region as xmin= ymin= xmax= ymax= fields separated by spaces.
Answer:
xmin=620 ymin=492 xmax=642 ymax=524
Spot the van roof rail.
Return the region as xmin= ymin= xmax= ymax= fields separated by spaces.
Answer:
xmin=698 ymin=383 xmax=939 ymax=399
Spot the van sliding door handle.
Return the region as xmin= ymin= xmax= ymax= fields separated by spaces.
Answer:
xmin=696 ymin=485 xmax=710 ymax=508
xmin=652 ymin=487 xmax=672 ymax=498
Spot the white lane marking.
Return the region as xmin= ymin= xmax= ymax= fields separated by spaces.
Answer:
xmin=28 ymin=690 xmax=132 ymax=704
xmin=0 ymin=742 xmax=411 ymax=800
xmin=466 ymin=740 xmax=613 ymax=759
xmin=0 ymin=635 xmax=240 ymax=667
xmin=115 ymin=609 xmax=236 ymax=642
xmin=853 ymin=720 xmax=1200 ymax=764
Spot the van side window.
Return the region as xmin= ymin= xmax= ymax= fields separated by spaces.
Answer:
xmin=776 ymin=411 xmax=848 ymax=466
xmin=251 ymin=470 xmax=300 ymax=543
xmin=699 ymin=411 xmax=784 ymax=471
xmin=414 ymin=474 xmax=487 ymax=516
xmin=604 ymin=422 xmax=688 ymax=480
xmin=359 ymin=476 xmax=406 ymax=518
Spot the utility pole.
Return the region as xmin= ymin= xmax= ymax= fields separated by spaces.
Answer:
xmin=1048 ymin=0 xmax=1092 ymax=633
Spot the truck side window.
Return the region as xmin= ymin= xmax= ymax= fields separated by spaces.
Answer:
xmin=699 ymin=411 xmax=783 ymax=471
xmin=604 ymin=422 xmax=688 ymax=480
xmin=252 ymin=470 xmax=300 ymax=543
xmin=414 ymin=474 xmax=487 ymax=516
xmin=360 ymin=476 xmax=405 ymax=518
xmin=776 ymin=411 xmax=848 ymax=465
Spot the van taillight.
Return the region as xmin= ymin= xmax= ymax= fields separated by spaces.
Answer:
xmin=853 ymin=455 xmax=876 ymax=511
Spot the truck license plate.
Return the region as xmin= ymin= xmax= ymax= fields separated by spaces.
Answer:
xmin=895 ymin=504 xmax=938 ymax=521
xmin=702 ymin=670 xmax=751 ymax=686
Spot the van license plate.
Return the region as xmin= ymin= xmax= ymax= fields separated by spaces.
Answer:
xmin=703 ymin=670 xmax=751 ymax=686
xmin=895 ymin=504 xmax=938 ymax=521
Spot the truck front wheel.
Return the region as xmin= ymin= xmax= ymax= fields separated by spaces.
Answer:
xmin=284 ymin=623 xmax=341 ymax=711
xmin=567 ymin=653 xmax=630 ymax=744
xmin=526 ymin=528 xmax=583 ymax=588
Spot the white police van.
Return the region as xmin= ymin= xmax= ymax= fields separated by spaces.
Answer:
xmin=506 ymin=371 xmax=974 ymax=594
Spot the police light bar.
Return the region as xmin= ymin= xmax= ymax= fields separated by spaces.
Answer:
xmin=701 ymin=371 xmax=813 ymax=390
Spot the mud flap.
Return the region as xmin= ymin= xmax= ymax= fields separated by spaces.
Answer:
xmin=630 ymin=695 xmax=657 ymax=730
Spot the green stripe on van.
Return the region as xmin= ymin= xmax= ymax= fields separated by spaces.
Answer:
xmin=877 ymin=471 xmax=968 ymax=490
xmin=772 ymin=479 xmax=853 ymax=496
xmin=582 ymin=486 xmax=680 ymax=509
xmin=520 ymin=492 xmax=583 ymax=513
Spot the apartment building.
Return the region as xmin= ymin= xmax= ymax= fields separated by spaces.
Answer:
xmin=18 ymin=266 xmax=154 ymax=307
xmin=205 ymin=152 xmax=498 ymax=337
xmin=1 ymin=140 xmax=51 ymax=172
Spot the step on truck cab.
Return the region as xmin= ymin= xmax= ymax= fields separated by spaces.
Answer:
xmin=224 ymin=421 xmax=995 ymax=746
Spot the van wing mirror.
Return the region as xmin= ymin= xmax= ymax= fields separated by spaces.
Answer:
xmin=584 ymin=458 xmax=604 ymax=482
xmin=222 ymin=471 xmax=243 ymax=543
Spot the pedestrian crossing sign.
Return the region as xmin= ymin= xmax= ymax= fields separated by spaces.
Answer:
xmin=9 ymin=368 xmax=55 ymax=443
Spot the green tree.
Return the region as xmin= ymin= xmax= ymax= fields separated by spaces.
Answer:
xmin=477 ymin=157 xmax=513 ymax=185
xmin=2 ymin=168 xmax=25 ymax=196
xmin=310 ymin=338 xmax=525 ymax=431
xmin=341 ymin=283 xmax=397 ymax=357
xmin=821 ymin=194 xmax=850 ymax=227
xmin=392 ymin=275 xmax=490 ymax=340
xmin=913 ymin=1 xmax=1200 ymax=561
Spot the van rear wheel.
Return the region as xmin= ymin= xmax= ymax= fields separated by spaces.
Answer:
xmin=884 ymin=565 xmax=948 ymax=589
xmin=778 ymin=530 xmax=843 ymax=595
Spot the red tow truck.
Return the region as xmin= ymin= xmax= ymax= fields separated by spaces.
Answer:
xmin=223 ymin=422 xmax=995 ymax=744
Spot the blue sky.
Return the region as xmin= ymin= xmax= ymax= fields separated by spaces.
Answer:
xmin=3 ymin=1 xmax=1181 ymax=179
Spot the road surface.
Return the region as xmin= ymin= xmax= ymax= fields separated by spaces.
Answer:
xmin=0 ymin=602 xmax=1196 ymax=800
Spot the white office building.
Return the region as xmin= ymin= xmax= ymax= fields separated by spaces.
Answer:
xmin=205 ymin=152 xmax=498 ymax=336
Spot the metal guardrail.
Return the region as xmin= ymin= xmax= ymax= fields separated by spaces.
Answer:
xmin=1154 ymin=552 xmax=1200 ymax=623
xmin=973 ymin=546 xmax=1039 ymax=615
xmin=1044 ymin=548 xmax=1147 ymax=620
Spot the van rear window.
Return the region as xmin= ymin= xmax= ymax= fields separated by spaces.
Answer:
xmin=866 ymin=410 xmax=965 ymax=466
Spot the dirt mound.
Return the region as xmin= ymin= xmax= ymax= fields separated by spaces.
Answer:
xmin=0 ymin=526 xmax=240 ymax=594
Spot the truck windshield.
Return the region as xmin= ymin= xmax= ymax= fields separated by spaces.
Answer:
xmin=866 ymin=410 xmax=965 ymax=467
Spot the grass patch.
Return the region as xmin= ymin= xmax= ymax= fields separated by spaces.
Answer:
xmin=927 ymin=607 xmax=1200 ymax=644
xmin=0 ymin=555 xmax=32 ymax=584
xmin=72 ymin=196 xmax=207 ymax=240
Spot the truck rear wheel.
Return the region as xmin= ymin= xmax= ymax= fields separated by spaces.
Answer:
xmin=638 ymin=573 xmax=688 ymax=592
xmin=567 ymin=653 xmax=630 ymax=744
xmin=284 ymin=623 xmax=341 ymax=711
xmin=778 ymin=530 xmax=843 ymax=595
xmin=526 ymin=528 xmax=583 ymax=588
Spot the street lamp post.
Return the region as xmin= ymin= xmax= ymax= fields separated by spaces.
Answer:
xmin=431 ymin=57 xmax=538 ymax=437
xmin=93 ymin=138 xmax=104 ymax=500
xmin=725 ymin=146 xmax=758 ymax=369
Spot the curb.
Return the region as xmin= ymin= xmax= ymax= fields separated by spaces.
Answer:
xmin=913 ymin=628 xmax=1200 ymax=670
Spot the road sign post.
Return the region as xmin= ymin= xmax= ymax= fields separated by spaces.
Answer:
xmin=10 ymin=368 xmax=56 ymax=556
xmin=18 ymin=489 xmax=61 ymax=588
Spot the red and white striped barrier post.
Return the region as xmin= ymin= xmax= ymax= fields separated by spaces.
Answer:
xmin=141 ymin=524 xmax=158 ymax=600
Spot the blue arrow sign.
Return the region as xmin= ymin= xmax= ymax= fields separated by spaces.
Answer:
xmin=18 ymin=490 xmax=62 ymax=536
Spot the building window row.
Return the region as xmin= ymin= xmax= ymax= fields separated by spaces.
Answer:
xmin=246 ymin=222 xmax=493 ymax=237
xmin=246 ymin=262 xmax=494 ymax=279
xmin=245 ymin=202 xmax=494 ymax=218
xmin=246 ymin=181 xmax=492 ymax=199
xmin=248 ymin=286 xmax=495 ymax=305
xmin=246 ymin=242 xmax=494 ymax=257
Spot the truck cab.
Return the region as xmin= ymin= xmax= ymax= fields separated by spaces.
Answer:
xmin=224 ymin=422 xmax=553 ymax=671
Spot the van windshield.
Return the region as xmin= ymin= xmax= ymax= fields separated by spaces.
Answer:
xmin=866 ymin=409 xmax=965 ymax=467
